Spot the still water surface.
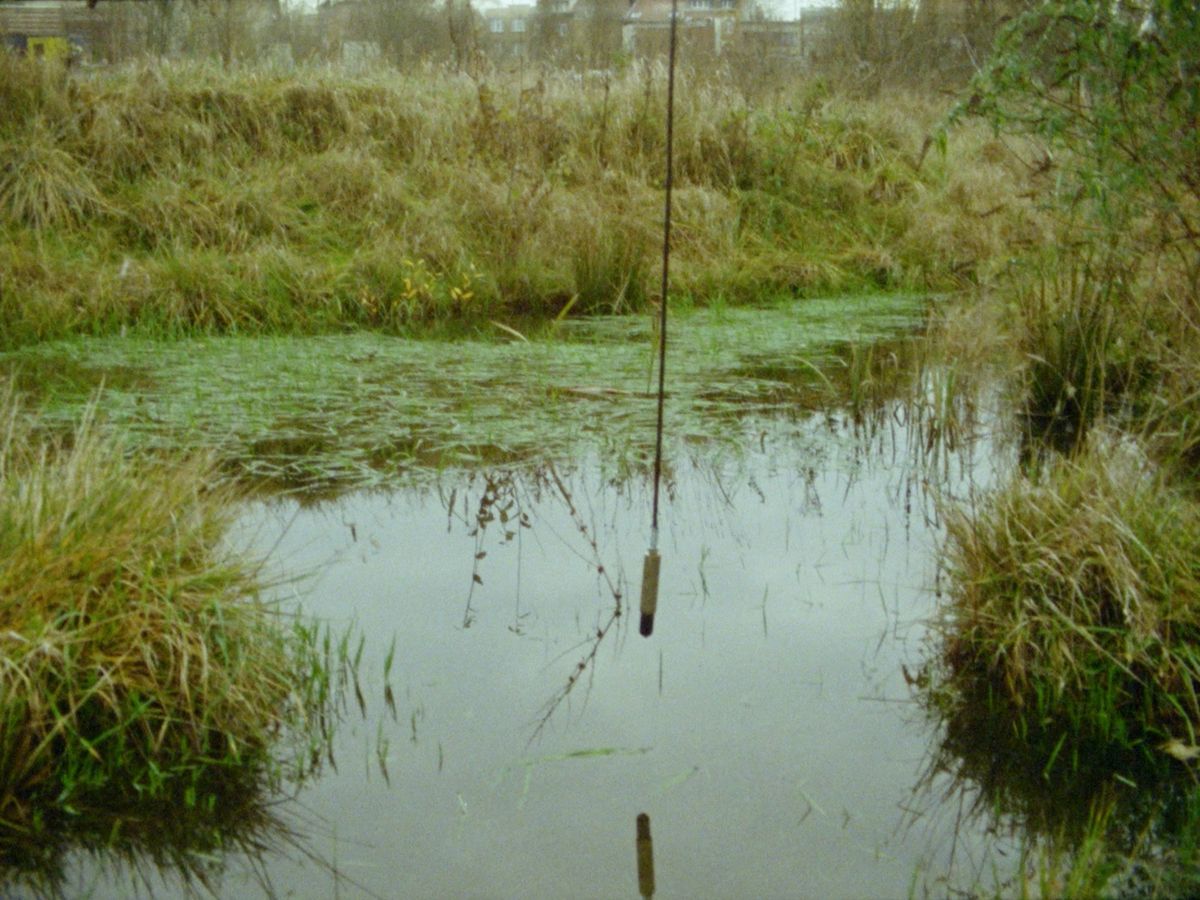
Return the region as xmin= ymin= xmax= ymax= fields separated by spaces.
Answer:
xmin=4 ymin=298 xmax=1015 ymax=897
xmin=92 ymin=448 xmax=1000 ymax=896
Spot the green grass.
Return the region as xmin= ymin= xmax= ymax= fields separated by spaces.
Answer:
xmin=931 ymin=441 xmax=1200 ymax=770
xmin=0 ymin=386 xmax=342 ymax=845
xmin=0 ymin=56 xmax=1040 ymax=348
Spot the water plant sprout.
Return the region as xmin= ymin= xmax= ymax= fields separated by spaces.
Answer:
xmin=639 ymin=0 xmax=680 ymax=640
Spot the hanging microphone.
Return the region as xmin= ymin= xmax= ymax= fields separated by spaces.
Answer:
xmin=639 ymin=541 xmax=660 ymax=637
xmin=636 ymin=813 xmax=656 ymax=897
xmin=642 ymin=0 xmax=678 ymax=639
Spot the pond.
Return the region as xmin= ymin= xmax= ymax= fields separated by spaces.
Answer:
xmin=1 ymin=297 xmax=1025 ymax=898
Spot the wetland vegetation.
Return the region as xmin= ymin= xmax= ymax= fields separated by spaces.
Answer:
xmin=0 ymin=388 xmax=358 ymax=896
xmin=913 ymin=3 xmax=1200 ymax=895
xmin=0 ymin=49 xmax=1042 ymax=347
xmin=2 ymin=0 xmax=1200 ymax=895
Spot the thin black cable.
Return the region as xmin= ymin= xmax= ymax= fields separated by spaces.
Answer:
xmin=651 ymin=0 xmax=678 ymax=537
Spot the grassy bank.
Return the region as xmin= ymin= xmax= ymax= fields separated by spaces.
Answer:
xmin=933 ymin=441 xmax=1200 ymax=770
xmin=0 ymin=56 xmax=1040 ymax=347
xmin=0 ymin=386 xmax=337 ymax=842
xmin=919 ymin=259 xmax=1200 ymax=894
xmin=910 ymin=6 xmax=1200 ymax=890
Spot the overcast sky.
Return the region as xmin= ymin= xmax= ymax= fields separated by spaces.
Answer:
xmin=772 ymin=0 xmax=836 ymax=16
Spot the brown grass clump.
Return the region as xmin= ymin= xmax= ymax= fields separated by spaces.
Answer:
xmin=0 ymin=120 xmax=105 ymax=231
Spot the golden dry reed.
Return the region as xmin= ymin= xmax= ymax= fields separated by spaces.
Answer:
xmin=0 ymin=55 xmax=1042 ymax=347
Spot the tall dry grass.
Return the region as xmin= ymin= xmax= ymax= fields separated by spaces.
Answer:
xmin=0 ymin=56 xmax=1043 ymax=347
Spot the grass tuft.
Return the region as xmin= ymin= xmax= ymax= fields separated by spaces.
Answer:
xmin=0 ymin=386 xmax=332 ymax=836
xmin=931 ymin=441 xmax=1200 ymax=772
xmin=0 ymin=120 xmax=104 ymax=231
xmin=1014 ymin=254 xmax=1158 ymax=455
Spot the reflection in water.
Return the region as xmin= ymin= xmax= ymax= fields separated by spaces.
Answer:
xmin=911 ymin=687 xmax=1200 ymax=896
xmin=49 ymin=401 xmax=988 ymax=897
xmin=445 ymin=462 xmax=637 ymax=743
xmin=530 ymin=465 xmax=633 ymax=739
xmin=0 ymin=611 xmax=376 ymax=899
xmin=23 ymin=304 xmax=1023 ymax=896
xmin=636 ymin=813 xmax=656 ymax=898
xmin=0 ymin=780 xmax=343 ymax=900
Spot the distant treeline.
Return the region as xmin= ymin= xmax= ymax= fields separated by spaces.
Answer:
xmin=11 ymin=0 xmax=1032 ymax=89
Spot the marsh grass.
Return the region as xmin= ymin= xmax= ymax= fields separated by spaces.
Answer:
xmin=917 ymin=431 xmax=1200 ymax=896
xmin=1015 ymin=254 xmax=1159 ymax=456
xmin=0 ymin=59 xmax=1039 ymax=348
xmin=0 ymin=120 xmax=105 ymax=233
xmin=0 ymin=387 xmax=337 ymax=838
xmin=931 ymin=441 xmax=1200 ymax=775
xmin=916 ymin=250 xmax=1200 ymax=898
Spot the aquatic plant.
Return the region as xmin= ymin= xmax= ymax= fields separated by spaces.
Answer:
xmin=0 ymin=297 xmax=924 ymax=496
xmin=0 ymin=388 xmax=336 ymax=839
xmin=930 ymin=441 xmax=1200 ymax=775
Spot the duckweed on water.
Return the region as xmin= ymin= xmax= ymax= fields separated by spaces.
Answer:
xmin=0 ymin=296 xmax=925 ymax=494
